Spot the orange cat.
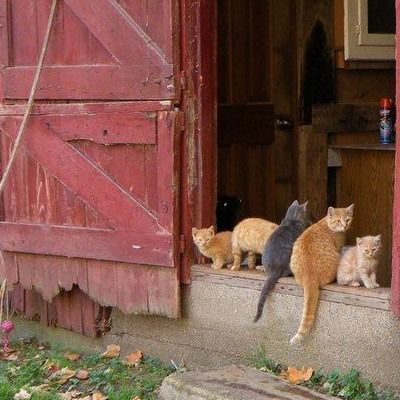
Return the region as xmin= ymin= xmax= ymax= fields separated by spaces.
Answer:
xmin=231 ymin=218 xmax=278 ymax=271
xmin=192 ymin=226 xmax=233 ymax=270
xmin=289 ymin=204 xmax=354 ymax=344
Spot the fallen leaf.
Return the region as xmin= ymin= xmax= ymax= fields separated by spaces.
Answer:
xmin=31 ymin=384 xmax=50 ymax=392
xmin=124 ymin=351 xmax=143 ymax=366
xmin=92 ymin=392 xmax=107 ymax=400
xmin=75 ymin=369 xmax=90 ymax=380
xmin=60 ymin=391 xmax=82 ymax=400
xmin=281 ymin=366 xmax=313 ymax=384
xmin=101 ymin=344 xmax=120 ymax=358
xmin=48 ymin=367 xmax=76 ymax=384
xmin=14 ymin=389 xmax=31 ymax=400
xmin=131 ymin=397 xmax=141 ymax=400
xmin=2 ymin=352 xmax=19 ymax=361
xmin=64 ymin=351 xmax=81 ymax=362
xmin=44 ymin=360 xmax=60 ymax=374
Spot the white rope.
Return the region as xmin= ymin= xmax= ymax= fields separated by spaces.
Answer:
xmin=0 ymin=0 xmax=58 ymax=193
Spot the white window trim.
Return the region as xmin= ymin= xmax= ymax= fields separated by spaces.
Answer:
xmin=344 ymin=0 xmax=395 ymax=61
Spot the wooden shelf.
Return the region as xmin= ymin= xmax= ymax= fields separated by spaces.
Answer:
xmin=329 ymin=143 xmax=396 ymax=151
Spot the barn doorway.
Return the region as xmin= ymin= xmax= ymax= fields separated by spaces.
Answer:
xmin=216 ymin=0 xmax=297 ymax=232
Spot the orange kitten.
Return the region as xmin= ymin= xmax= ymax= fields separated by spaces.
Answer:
xmin=231 ymin=218 xmax=278 ymax=271
xmin=337 ymin=235 xmax=381 ymax=288
xmin=289 ymin=204 xmax=354 ymax=344
xmin=192 ymin=226 xmax=233 ymax=270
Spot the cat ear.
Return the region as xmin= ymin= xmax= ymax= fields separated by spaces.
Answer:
xmin=346 ymin=204 xmax=355 ymax=215
xmin=374 ymin=234 xmax=382 ymax=244
xmin=356 ymin=237 xmax=362 ymax=245
xmin=300 ymin=201 xmax=308 ymax=211
xmin=327 ymin=207 xmax=334 ymax=217
xmin=192 ymin=227 xmax=198 ymax=235
xmin=292 ymin=200 xmax=299 ymax=206
xmin=208 ymin=225 xmax=215 ymax=233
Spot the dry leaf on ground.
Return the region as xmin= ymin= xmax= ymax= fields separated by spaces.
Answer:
xmin=124 ymin=351 xmax=143 ymax=366
xmin=92 ymin=392 xmax=107 ymax=400
xmin=14 ymin=389 xmax=31 ymax=400
xmin=101 ymin=344 xmax=120 ymax=358
xmin=281 ymin=366 xmax=313 ymax=384
xmin=48 ymin=367 xmax=76 ymax=384
xmin=59 ymin=390 xmax=82 ymax=400
xmin=64 ymin=351 xmax=81 ymax=362
xmin=131 ymin=397 xmax=141 ymax=400
xmin=75 ymin=369 xmax=90 ymax=380
xmin=44 ymin=360 xmax=60 ymax=374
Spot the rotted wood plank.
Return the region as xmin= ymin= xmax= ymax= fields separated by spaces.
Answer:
xmin=0 ymin=116 xmax=165 ymax=232
xmin=2 ymin=66 xmax=175 ymax=100
xmin=0 ymin=223 xmax=173 ymax=266
xmin=192 ymin=265 xmax=391 ymax=311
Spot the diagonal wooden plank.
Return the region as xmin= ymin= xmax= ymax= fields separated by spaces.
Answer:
xmin=0 ymin=116 xmax=165 ymax=232
xmin=64 ymin=0 xmax=169 ymax=65
xmin=0 ymin=222 xmax=173 ymax=266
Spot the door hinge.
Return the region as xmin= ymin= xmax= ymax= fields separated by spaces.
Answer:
xmin=355 ymin=23 xmax=361 ymax=35
xmin=179 ymin=234 xmax=186 ymax=254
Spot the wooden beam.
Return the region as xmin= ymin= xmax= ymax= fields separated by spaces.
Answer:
xmin=0 ymin=222 xmax=173 ymax=266
xmin=2 ymin=66 xmax=174 ymax=100
xmin=312 ymin=103 xmax=378 ymax=133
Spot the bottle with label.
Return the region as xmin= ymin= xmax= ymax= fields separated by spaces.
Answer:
xmin=379 ymin=97 xmax=394 ymax=144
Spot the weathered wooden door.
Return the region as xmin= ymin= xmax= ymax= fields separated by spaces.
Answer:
xmin=0 ymin=0 xmax=181 ymax=319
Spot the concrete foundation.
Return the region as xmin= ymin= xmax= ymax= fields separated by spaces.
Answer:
xmin=13 ymin=266 xmax=400 ymax=392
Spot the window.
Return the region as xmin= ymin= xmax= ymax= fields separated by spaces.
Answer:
xmin=344 ymin=0 xmax=395 ymax=60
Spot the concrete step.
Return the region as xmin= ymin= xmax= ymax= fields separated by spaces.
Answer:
xmin=158 ymin=365 xmax=337 ymax=400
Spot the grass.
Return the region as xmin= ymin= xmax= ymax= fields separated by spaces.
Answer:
xmin=0 ymin=337 xmax=174 ymax=399
xmin=254 ymin=347 xmax=399 ymax=400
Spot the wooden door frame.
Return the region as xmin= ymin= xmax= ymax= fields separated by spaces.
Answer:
xmin=179 ymin=0 xmax=217 ymax=283
xmin=391 ymin=0 xmax=400 ymax=315
xmin=178 ymin=0 xmax=299 ymax=282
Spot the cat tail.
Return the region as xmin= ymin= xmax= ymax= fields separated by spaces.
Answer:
xmin=290 ymin=280 xmax=320 ymax=345
xmin=254 ymin=270 xmax=281 ymax=322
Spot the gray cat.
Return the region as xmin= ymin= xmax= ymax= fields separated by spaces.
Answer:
xmin=254 ymin=200 xmax=309 ymax=322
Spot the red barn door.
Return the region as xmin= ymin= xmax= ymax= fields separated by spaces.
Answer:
xmin=0 ymin=0 xmax=181 ymax=319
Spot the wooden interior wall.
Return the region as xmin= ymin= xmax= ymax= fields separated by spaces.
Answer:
xmin=331 ymin=134 xmax=394 ymax=287
xmin=217 ymin=0 xmax=296 ymax=226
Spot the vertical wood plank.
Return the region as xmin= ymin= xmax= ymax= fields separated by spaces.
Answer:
xmin=0 ymin=0 xmax=10 ymax=67
xmin=10 ymin=0 xmax=38 ymax=65
xmin=116 ymin=262 xmax=149 ymax=314
xmin=87 ymin=260 xmax=118 ymax=306
xmin=297 ymin=126 xmax=328 ymax=221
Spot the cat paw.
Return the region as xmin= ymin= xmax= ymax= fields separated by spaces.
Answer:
xmin=373 ymin=283 xmax=380 ymax=288
xmin=211 ymin=264 xmax=223 ymax=270
xmin=230 ymin=264 xmax=240 ymax=271
xmin=350 ymin=282 xmax=361 ymax=287
xmin=255 ymin=265 xmax=266 ymax=273
xmin=289 ymin=334 xmax=304 ymax=345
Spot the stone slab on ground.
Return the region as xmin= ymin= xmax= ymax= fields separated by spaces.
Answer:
xmin=158 ymin=365 xmax=337 ymax=400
